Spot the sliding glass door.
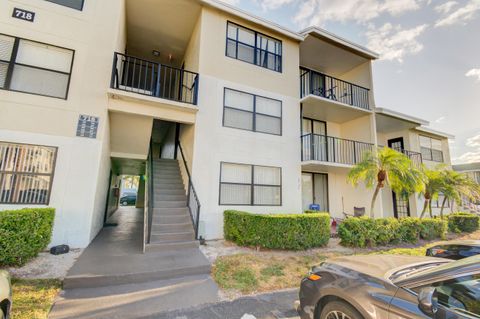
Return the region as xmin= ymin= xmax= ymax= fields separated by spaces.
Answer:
xmin=302 ymin=172 xmax=329 ymax=212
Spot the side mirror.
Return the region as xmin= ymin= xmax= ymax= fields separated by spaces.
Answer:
xmin=418 ymin=287 xmax=438 ymax=316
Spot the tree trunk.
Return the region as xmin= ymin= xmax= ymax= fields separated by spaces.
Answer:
xmin=370 ymin=185 xmax=381 ymax=218
xmin=429 ymin=200 xmax=433 ymax=218
xmin=440 ymin=197 xmax=448 ymax=218
xmin=420 ymin=199 xmax=429 ymax=218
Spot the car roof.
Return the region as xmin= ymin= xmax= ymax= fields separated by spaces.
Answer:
xmin=431 ymin=240 xmax=480 ymax=247
xmin=395 ymin=255 xmax=480 ymax=288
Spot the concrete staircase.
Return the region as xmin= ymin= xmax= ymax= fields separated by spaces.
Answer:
xmin=146 ymin=158 xmax=199 ymax=252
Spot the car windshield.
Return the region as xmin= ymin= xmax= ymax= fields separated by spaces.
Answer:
xmin=390 ymin=263 xmax=445 ymax=282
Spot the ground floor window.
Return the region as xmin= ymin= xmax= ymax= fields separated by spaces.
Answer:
xmin=0 ymin=142 xmax=57 ymax=204
xmin=219 ymin=162 xmax=281 ymax=206
xmin=302 ymin=172 xmax=328 ymax=211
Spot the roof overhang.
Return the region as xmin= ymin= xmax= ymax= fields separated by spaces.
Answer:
xmin=375 ymin=107 xmax=428 ymax=134
xmin=201 ymin=0 xmax=304 ymax=41
xmin=415 ymin=126 xmax=455 ymax=139
xmin=453 ymin=162 xmax=480 ymax=172
xmin=300 ymin=27 xmax=379 ymax=60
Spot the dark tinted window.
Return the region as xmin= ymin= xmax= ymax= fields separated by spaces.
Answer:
xmin=431 ymin=274 xmax=480 ymax=316
xmin=45 ymin=0 xmax=84 ymax=10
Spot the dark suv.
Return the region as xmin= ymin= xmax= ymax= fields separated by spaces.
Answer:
xmin=298 ymin=255 xmax=480 ymax=319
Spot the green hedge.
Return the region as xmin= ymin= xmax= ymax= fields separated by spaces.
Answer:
xmin=448 ymin=212 xmax=480 ymax=233
xmin=224 ymin=210 xmax=330 ymax=250
xmin=338 ymin=217 xmax=447 ymax=248
xmin=0 ymin=208 xmax=55 ymax=266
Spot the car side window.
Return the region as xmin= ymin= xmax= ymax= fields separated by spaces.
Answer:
xmin=427 ymin=274 xmax=480 ymax=317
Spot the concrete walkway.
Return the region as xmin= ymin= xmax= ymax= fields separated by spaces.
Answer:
xmin=49 ymin=207 xmax=218 ymax=318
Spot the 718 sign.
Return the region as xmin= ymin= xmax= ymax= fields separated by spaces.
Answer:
xmin=12 ymin=8 xmax=35 ymax=22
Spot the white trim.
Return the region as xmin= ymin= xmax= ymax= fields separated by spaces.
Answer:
xmin=300 ymin=26 xmax=379 ymax=59
xmin=415 ymin=126 xmax=455 ymax=139
xmin=375 ymin=107 xmax=429 ymax=126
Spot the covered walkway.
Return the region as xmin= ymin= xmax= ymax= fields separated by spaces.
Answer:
xmin=49 ymin=207 xmax=218 ymax=319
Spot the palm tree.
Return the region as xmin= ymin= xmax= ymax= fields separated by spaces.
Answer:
xmin=419 ymin=167 xmax=444 ymax=218
xmin=439 ymin=170 xmax=480 ymax=217
xmin=348 ymin=147 xmax=425 ymax=218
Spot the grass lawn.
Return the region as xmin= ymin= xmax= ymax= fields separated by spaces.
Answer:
xmin=11 ymin=279 xmax=61 ymax=319
xmin=213 ymin=230 xmax=480 ymax=296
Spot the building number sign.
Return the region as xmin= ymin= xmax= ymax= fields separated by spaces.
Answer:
xmin=76 ymin=115 xmax=99 ymax=139
xmin=12 ymin=8 xmax=35 ymax=22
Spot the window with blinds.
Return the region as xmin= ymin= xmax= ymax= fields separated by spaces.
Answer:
xmin=0 ymin=142 xmax=57 ymax=204
xmin=0 ymin=34 xmax=74 ymax=99
xmin=45 ymin=0 xmax=85 ymax=11
xmin=419 ymin=135 xmax=444 ymax=162
xmin=226 ymin=22 xmax=282 ymax=72
xmin=223 ymin=88 xmax=282 ymax=135
xmin=219 ymin=162 xmax=281 ymax=206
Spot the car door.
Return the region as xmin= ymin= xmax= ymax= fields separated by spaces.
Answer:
xmin=389 ymin=274 xmax=480 ymax=319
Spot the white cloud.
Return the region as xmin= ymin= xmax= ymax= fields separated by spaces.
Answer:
xmin=435 ymin=1 xmax=458 ymax=14
xmin=434 ymin=116 xmax=446 ymax=124
xmin=256 ymin=0 xmax=296 ymax=10
xmin=466 ymin=68 xmax=480 ymax=81
xmin=453 ymin=151 xmax=480 ymax=163
xmin=466 ymin=134 xmax=480 ymax=147
xmin=435 ymin=0 xmax=480 ymax=27
xmin=365 ymin=23 xmax=428 ymax=62
xmin=293 ymin=0 xmax=423 ymax=27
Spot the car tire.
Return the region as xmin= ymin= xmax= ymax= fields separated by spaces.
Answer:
xmin=121 ymin=201 xmax=127 ymax=206
xmin=319 ymin=300 xmax=364 ymax=319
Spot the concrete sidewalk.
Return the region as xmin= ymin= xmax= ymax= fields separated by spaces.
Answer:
xmin=147 ymin=289 xmax=300 ymax=319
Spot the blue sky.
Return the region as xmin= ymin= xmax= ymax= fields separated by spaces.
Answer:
xmin=222 ymin=0 xmax=480 ymax=164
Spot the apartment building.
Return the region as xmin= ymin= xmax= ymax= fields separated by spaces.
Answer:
xmin=0 ymin=0 xmax=454 ymax=249
xmin=453 ymin=162 xmax=480 ymax=213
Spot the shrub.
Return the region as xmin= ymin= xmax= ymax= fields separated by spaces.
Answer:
xmin=448 ymin=212 xmax=480 ymax=233
xmin=338 ymin=216 xmax=447 ymax=248
xmin=419 ymin=218 xmax=448 ymax=240
xmin=224 ymin=210 xmax=330 ymax=250
xmin=0 ymin=208 xmax=55 ymax=266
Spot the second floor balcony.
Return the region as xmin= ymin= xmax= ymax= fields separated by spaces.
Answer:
xmin=300 ymin=67 xmax=370 ymax=111
xmin=110 ymin=52 xmax=199 ymax=105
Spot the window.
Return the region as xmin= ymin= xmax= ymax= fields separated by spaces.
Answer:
xmin=414 ymin=274 xmax=480 ymax=317
xmin=0 ymin=34 xmax=74 ymax=99
xmin=226 ymin=22 xmax=282 ymax=72
xmin=45 ymin=0 xmax=84 ymax=10
xmin=419 ymin=135 xmax=444 ymax=162
xmin=0 ymin=142 xmax=57 ymax=204
xmin=219 ymin=162 xmax=281 ymax=206
xmin=223 ymin=88 xmax=282 ymax=135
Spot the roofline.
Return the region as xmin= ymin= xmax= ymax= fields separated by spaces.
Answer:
xmin=453 ymin=162 xmax=480 ymax=172
xmin=415 ymin=126 xmax=455 ymax=139
xmin=375 ymin=107 xmax=429 ymax=126
xmin=200 ymin=0 xmax=304 ymax=41
xmin=300 ymin=26 xmax=380 ymax=60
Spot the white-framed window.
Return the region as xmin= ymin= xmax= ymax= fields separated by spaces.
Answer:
xmin=0 ymin=142 xmax=57 ymax=205
xmin=226 ymin=22 xmax=282 ymax=72
xmin=45 ymin=0 xmax=85 ymax=11
xmin=419 ymin=135 xmax=444 ymax=162
xmin=223 ymin=88 xmax=282 ymax=135
xmin=219 ymin=162 xmax=281 ymax=206
xmin=0 ymin=34 xmax=74 ymax=99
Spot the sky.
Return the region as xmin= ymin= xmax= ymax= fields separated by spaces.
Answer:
xmin=220 ymin=0 xmax=480 ymax=164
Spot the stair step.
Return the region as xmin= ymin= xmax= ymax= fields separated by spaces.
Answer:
xmin=153 ymin=207 xmax=189 ymax=214
xmin=153 ymin=214 xmax=191 ymax=224
xmin=145 ymin=240 xmax=200 ymax=253
xmin=150 ymin=231 xmax=195 ymax=242
xmin=151 ymin=222 xmax=192 ymax=232
xmin=153 ymin=189 xmax=185 ymax=195
xmin=154 ymin=184 xmax=184 ymax=190
xmin=155 ymin=194 xmax=187 ymax=201
xmin=154 ymin=200 xmax=187 ymax=208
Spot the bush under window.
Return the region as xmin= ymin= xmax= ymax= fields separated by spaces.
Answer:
xmin=224 ymin=210 xmax=330 ymax=250
xmin=0 ymin=208 xmax=55 ymax=266
xmin=448 ymin=212 xmax=479 ymax=233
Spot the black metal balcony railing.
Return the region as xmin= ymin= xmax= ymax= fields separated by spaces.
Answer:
xmin=301 ymin=134 xmax=374 ymax=165
xmin=111 ymin=52 xmax=199 ymax=105
xmin=300 ymin=67 xmax=370 ymax=110
xmin=393 ymin=147 xmax=423 ymax=166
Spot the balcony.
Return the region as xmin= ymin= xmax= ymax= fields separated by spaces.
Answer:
xmin=110 ymin=52 xmax=199 ymax=105
xmin=301 ymin=134 xmax=374 ymax=169
xmin=300 ymin=67 xmax=370 ymax=110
